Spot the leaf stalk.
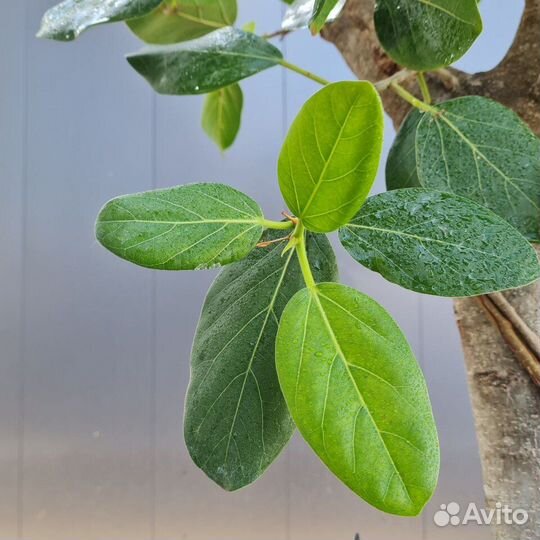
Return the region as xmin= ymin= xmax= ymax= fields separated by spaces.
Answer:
xmin=278 ymin=59 xmax=330 ymax=86
xmin=390 ymin=82 xmax=439 ymax=114
xmin=293 ymin=222 xmax=317 ymax=290
xmin=417 ymin=72 xmax=432 ymax=104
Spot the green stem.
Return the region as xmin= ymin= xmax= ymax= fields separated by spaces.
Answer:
xmin=278 ymin=59 xmax=330 ymax=86
xmin=390 ymin=82 xmax=438 ymax=114
xmin=417 ymin=72 xmax=432 ymax=104
xmin=294 ymin=223 xmax=316 ymax=290
xmin=259 ymin=218 xmax=294 ymax=230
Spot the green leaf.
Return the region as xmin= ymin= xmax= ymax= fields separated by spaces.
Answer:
xmin=37 ymin=0 xmax=162 ymax=41
xmin=127 ymin=0 xmax=237 ymax=45
xmin=339 ymin=189 xmax=540 ymax=297
xmin=374 ymin=0 xmax=482 ymax=70
xmin=127 ymin=27 xmax=283 ymax=95
xmin=202 ymin=84 xmax=243 ymax=151
xmin=95 ymin=183 xmax=265 ymax=270
xmin=278 ymin=81 xmax=384 ymax=233
xmin=276 ymin=282 xmax=439 ymax=516
xmin=385 ymin=109 xmax=422 ymax=191
xmin=388 ymin=96 xmax=540 ymax=242
xmin=185 ymin=230 xmax=338 ymax=491
xmin=282 ymin=0 xmax=345 ymax=31
xmin=309 ymin=0 xmax=342 ymax=33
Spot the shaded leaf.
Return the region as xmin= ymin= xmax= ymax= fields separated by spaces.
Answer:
xmin=374 ymin=0 xmax=482 ymax=70
xmin=127 ymin=27 xmax=283 ymax=95
xmin=278 ymin=82 xmax=384 ymax=233
xmin=202 ymin=84 xmax=243 ymax=150
xmin=96 ymin=183 xmax=264 ymax=270
xmin=276 ymin=282 xmax=439 ymax=516
xmin=185 ymin=230 xmax=338 ymax=490
xmin=399 ymin=96 xmax=540 ymax=242
xmin=385 ymin=109 xmax=422 ymax=191
xmin=127 ymin=0 xmax=237 ymax=45
xmin=339 ymin=189 xmax=540 ymax=297
xmin=37 ymin=0 xmax=161 ymax=41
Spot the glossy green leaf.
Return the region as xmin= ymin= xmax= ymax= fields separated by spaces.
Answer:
xmin=127 ymin=27 xmax=283 ymax=95
xmin=340 ymin=189 xmax=540 ymax=297
xmin=37 ymin=0 xmax=162 ymax=41
xmin=127 ymin=0 xmax=237 ymax=45
xmin=276 ymin=283 xmax=439 ymax=516
xmin=96 ymin=183 xmax=265 ymax=270
xmin=185 ymin=230 xmax=338 ymax=490
xmin=309 ymin=0 xmax=343 ymax=33
xmin=388 ymin=96 xmax=540 ymax=242
xmin=278 ymin=82 xmax=384 ymax=233
xmin=202 ymin=84 xmax=243 ymax=150
xmin=374 ymin=0 xmax=482 ymax=70
xmin=385 ymin=109 xmax=422 ymax=190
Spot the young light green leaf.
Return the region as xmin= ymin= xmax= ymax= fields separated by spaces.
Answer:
xmin=278 ymin=82 xmax=384 ymax=233
xmin=374 ymin=0 xmax=482 ymax=70
xmin=403 ymin=96 xmax=540 ymax=242
xmin=339 ymin=189 xmax=540 ymax=297
xmin=202 ymin=84 xmax=243 ymax=151
xmin=185 ymin=230 xmax=338 ymax=491
xmin=127 ymin=0 xmax=237 ymax=45
xmin=276 ymin=283 xmax=439 ymax=516
xmin=309 ymin=0 xmax=343 ymax=33
xmin=95 ymin=183 xmax=265 ymax=270
xmin=36 ymin=0 xmax=162 ymax=41
xmin=385 ymin=109 xmax=422 ymax=191
xmin=127 ymin=27 xmax=283 ymax=95
xmin=282 ymin=0 xmax=345 ymax=31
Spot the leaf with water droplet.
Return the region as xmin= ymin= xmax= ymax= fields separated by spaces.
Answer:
xmin=127 ymin=27 xmax=283 ymax=95
xmin=37 ymin=0 xmax=162 ymax=41
xmin=127 ymin=0 xmax=237 ymax=44
xmin=374 ymin=0 xmax=482 ymax=70
xmin=186 ymin=230 xmax=337 ymax=490
xmin=339 ymin=189 xmax=540 ymax=296
xmin=276 ymin=282 xmax=439 ymax=515
xmin=278 ymin=82 xmax=384 ymax=233
xmin=95 ymin=183 xmax=265 ymax=270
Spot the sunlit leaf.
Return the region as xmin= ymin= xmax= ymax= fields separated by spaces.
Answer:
xmin=185 ymin=230 xmax=337 ymax=490
xmin=310 ymin=0 xmax=344 ymax=33
xmin=340 ymin=189 xmax=540 ymax=297
xmin=96 ymin=183 xmax=265 ymax=270
xmin=276 ymin=282 xmax=439 ymax=516
xmin=278 ymin=82 xmax=384 ymax=233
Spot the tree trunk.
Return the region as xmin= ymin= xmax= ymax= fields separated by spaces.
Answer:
xmin=322 ymin=1 xmax=540 ymax=538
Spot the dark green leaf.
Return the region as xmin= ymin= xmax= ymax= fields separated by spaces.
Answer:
xmin=185 ymin=230 xmax=338 ymax=490
xmin=127 ymin=27 xmax=283 ymax=95
xmin=278 ymin=82 xmax=384 ymax=233
xmin=389 ymin=96 xmax=540 ymax=242
xmin=202 ymin=84 xmax=243 ymax=150
xmin=385 ymin=109 xmax=422 ymax=191
xmin=127 ymin=0 xmax=237 ymax=45
xmin=37 ymin=0 xmax=162 ymax=41
xmin=339 ymin=189 xmax=540 ymax=297
xmin=374 ymin=0 xmax=482 ymax=70
xmin=96 ymin=183 xmax=265 ymax=270
xmin=276 ymin=282 xmax=439 ymax=516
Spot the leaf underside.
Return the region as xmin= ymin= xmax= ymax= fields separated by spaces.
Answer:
xmin=374 ymin=0 xmax=482 ymax=70
xmin=278 ymin=81 xmax=384 ymax=233
xmin=127 ymin=0 xmax=237 ymax=44
xmin=340 ymin=189 xmax=540 ymax=297
xmin=388 ymin=96 xmax=540 ymax=243
xmin=276 ymin=283 xmax=440 ymax=516
xmin=37 ymin=0 xmax=162 ymax=40
xmin=185 ymin=230 xmax=338 ymax=490
xmin=127 ymin=27 xmax=283 ymax=95
xmin=95 ymin=183 xmax=264 ymax=270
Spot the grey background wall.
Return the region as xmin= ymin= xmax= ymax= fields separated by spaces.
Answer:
xmin=0 ymin=1 xmax=524 ymax=539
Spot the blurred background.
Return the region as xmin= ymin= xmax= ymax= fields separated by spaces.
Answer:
xmin=0 ymin=1 xmax=525 ymax=539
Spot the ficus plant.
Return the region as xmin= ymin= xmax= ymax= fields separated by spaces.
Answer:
xmin=38 ymin=0 xmax=540 ymax=520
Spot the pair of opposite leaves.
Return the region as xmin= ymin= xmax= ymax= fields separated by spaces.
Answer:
xmin=96 ymin=81 xmax=540 ymax=516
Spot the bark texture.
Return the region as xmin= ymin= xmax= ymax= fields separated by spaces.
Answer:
xmin=323 ymin=1 xmax=540 ymax=538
